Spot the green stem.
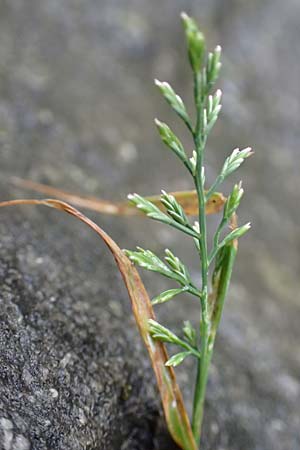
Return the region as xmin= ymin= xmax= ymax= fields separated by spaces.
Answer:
xmin=206 ymin=173 xmax=225 ymax=200
xmin=187 ymin=285 xmax=203 ymax=298
xmin=174 ymin=337 xmax=202 ymax=359
xmin=192 ymin=348 xmax=212 ymax=442
xmin=191 ymin=71 xmax=211 ymax=446
xmin=184 ymin=117 xmax=195 ymax=135
xmin=208 ymin=218 xmax=227 ymax=265
xmin=159 ymin=216 xmax=200 ymax=239
xmin=192 ymin=242 xmax=238 ymax=447
xmin=174 ymin=150 xmax=194 ymax=176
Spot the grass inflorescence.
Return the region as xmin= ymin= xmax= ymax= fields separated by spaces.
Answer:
xmin=125 ymin=12 xmax=253 ymax=447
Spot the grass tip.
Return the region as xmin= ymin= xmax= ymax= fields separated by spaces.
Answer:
xmin=180 ymin=11 xmax=189 ymax=21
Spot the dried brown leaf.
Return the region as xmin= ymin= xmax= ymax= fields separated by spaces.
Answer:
xmin=0 ymin=197 xmax=197 ymax=450
xmin=12 ymin=177 xmax=225 ymax=217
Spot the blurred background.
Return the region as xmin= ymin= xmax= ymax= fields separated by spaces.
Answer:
xmin=0 ymin=0 xmax=299 ymax=449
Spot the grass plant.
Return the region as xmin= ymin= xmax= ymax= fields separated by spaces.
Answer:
xmin=125 ymin=13 xmax=253 ymax=447
xmin=0 ymin=13 xmax=252 ymax=449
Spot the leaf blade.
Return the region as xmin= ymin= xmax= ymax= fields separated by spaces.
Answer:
xmin=165 ymin=351 xmax=191 ymax=367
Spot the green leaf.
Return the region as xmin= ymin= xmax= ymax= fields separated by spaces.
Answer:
xmin=127 ymin=193 xmax=164 ymax=217
xmin=206 ymin=45 xmax=222 ymax=87
xmin=161 ymin=190 xmax=190 ymax=226
xmin=222 ymin=222 xmax=251 ymax=246
xmin=148 ymin=319 xmax=182 ymax=345
xmin=181 ymin=12 xmax=206 ymax=73
xmin=125 ymin=247 xmax=193 ymax=288
xmin=183 ymin=321 xmax=197 ymax=347
xmin=155 ymin=119 xmax=186 ymax=159
xmin=127 ymin=193 xmax=171 ymax=225
xmin=210 ymin=241 xmax=238 ymax=344
xmin=205 ymin=89 xmax=222 ymax=133
xmin=221 ymin=147 xmax=253 ymax=178
xmin=152 ymin=287 xmax=187 ymax=305
xmin=155 ymin=79 xmax=190 ymax=125
xmin=189 ymin=150 xmax=197 ymax=176
xmin=164 ymin=248 xmax=192 ymax=285
xmin=124 ymin=247 xmax=175 ymax=279
xmin=223 ymin=182 xmax=244 ymax=220
xmin=127 ymin=193 xmax=200 ymax=239
xmin=165 ymin=351 xmax=191 ymax=367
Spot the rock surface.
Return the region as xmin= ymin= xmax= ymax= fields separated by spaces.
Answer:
xmin=0 ymin=211 xmax=163 ymax=450
xmin=0 ymin=0 xmax=299 ymax=449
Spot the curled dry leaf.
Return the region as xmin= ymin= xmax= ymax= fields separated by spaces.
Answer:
xmin=11 ymin=177 xmax=225 ymax=217
xmin=0 ymin=197 xmax=197 ymax=450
